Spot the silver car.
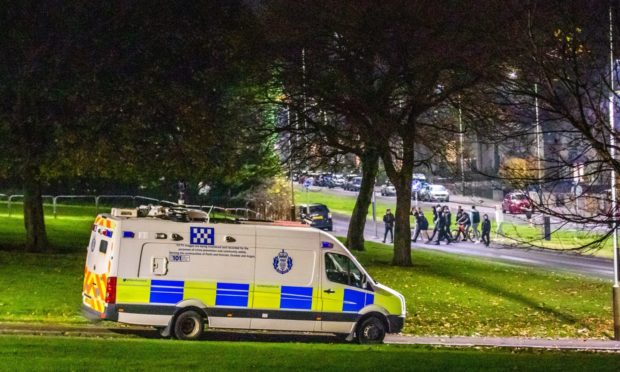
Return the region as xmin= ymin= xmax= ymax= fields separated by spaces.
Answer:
xmin=420 ymin=184 xmax=450 ymax=202
xmin=380 ymin=182 xmax=396 ymax=196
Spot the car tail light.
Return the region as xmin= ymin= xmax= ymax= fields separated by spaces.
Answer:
xmin=105 ymin=276 xmax=117 ymax=304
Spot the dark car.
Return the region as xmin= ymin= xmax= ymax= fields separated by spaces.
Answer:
xmin=299 ymin=203 xmax=333 ymax=231
xmin=502 ymin=192 xmax=531 ymax=214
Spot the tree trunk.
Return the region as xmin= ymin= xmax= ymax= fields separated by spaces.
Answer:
xmin=346 ymin=151 xmax=379 ymax=251
xmin=382 ymin=136 xmax=415 ymax=266
xmin=392 ymin=179 xmax=412 ymax=266
xmin=23 ymin=162 xmax=49 ymax=252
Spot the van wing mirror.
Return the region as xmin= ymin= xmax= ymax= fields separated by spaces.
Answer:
xmin=361 ymin=274 xmax=368 ymax=289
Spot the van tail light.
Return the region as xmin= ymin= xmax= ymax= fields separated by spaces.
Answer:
xmin=105 ymin=276 xmax=117 ymax=304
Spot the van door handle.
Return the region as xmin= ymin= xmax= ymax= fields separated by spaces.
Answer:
xmin=323 ymin=289 xmax=335 ymax=294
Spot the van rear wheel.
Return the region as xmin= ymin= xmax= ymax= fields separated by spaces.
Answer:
xmin=356 ymin=316 xmax=386 ymax=344
xmin=173 ymin=310 xmax=204 ymax=341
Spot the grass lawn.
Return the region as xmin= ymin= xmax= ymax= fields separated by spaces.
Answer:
xmin=0 ymin=199 xmax=615 ymax=338
xmin=297 ymin=188 xmax=615 ymax=257
xmin=1 ymin=335 xmax=620 ymax=371
xmin=0 ymin=204 xmax=613 ymax=338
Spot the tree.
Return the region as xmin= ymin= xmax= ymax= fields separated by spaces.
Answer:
xmin=263 ymin=0 xmax=508 ymax=264
xmin=475 ymin=0 xmax=618 ymax=244
xmin=499 ymin=157 xmax=538 ymax=190
xmin=0 ymin=1 xmax=277 ymax=251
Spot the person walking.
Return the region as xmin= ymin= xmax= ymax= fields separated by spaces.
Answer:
xmin=426 ymin=206 xmax=440 ymax=242
xmin=412 ymin=209 xmax=429 ymax=242
xmin=470 ymin=205 xmax=481 ymax=243
xmin=382 ymin=209 xmax=395 ymax=243
xmin=443 ymin=206 xmax=454 ymax=242
xmin=481 ymin=214 xmax=491 ymax=247
xmin=455 ymin=206 xmax=463 ymax=223
xmin=434 ymin=209 xmax=449 ymax=245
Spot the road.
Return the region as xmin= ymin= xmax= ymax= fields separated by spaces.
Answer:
xmin=331 ymin=212 xmax=614 ymax=279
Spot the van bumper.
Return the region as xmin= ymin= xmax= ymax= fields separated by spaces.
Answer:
xmin=81 ymin=303 xmax=119 ymax=322
xmin=387 ymin=315 xmax=404 ymax=333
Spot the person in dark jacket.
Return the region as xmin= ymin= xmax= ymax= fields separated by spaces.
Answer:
xmin=455 ymin=206 xmax=463 ymax=223
xmin=382 ymin=209 xmax=395 ymax=243
xmin=434 ymin=209 xmax=450 ymax=245
xmin=470 ymin=205 xmax=481 ymax=242
xmin=481 ymin=213 xmax=491 ymax=246
xmin=426 ymin=206 xmax=441 ymax=242
xmin=412 ymin=210 xmax=429 ymax=242
xmin=443 ymin=206 xmax=454 ymax=242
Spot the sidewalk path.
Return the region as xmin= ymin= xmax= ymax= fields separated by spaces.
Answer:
xmin=331 ymin=212 xmax=614 ymax=279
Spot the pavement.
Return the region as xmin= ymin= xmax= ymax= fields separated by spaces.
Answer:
xmin=2 ymin=322 xmax=620 ymax=351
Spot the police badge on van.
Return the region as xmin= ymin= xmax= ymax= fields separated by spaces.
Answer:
xmin=273 ymin=249 xmax=293 ymax=274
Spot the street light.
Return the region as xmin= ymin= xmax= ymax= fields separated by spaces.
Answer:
xmin=459 ymin=97 xmax=465 ymax=195
xmin=608 ymin=3 xmax=620 ymax=341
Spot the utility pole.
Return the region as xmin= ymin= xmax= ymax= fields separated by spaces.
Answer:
xmin=609 ymin=2 xmax=620 ymax=341
xmin=288 ymin=107 xmax=296 ymax=221
xmin=459 ymin=99 xmax=465 ymax=195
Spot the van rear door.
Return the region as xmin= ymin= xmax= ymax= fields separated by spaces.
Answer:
xmin=83 ymin=216 xmax=116 ymax=315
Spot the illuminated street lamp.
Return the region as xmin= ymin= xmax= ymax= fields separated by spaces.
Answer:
xmin=608 ymin=4 xmax=620 ymax=341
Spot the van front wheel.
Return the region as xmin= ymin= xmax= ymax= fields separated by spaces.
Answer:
xmin=173 ymin=310 xmax=204 ymax=341
xmin=356 ymin=316 xmax=386 ymax=344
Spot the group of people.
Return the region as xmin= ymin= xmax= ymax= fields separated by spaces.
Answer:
xmin=382 ymin=204 xmax=491 ymax=246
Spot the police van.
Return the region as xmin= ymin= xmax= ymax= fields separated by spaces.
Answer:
xmin=82 ymin=206 xmax=405 ymax=343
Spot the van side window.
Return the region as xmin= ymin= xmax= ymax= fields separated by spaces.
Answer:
xmin=325 ymin=253 xmax=363 ymax=288
xmin=99 ymin=240 xmax=108 ymax=254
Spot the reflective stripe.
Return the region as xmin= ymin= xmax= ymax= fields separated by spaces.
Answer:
xmin=150 ymin=280 xmax=184 ymax=304
xmin=117 ymin=279 xmax=150 ymax=303
xmin=216 ymin=282 xmax=249 ymax=307
xmin=280 ymin=286 xmax=313 ymax=310
xmin=343 ymin=289 xmax=374 ymax=312
xmin=253 ymin=285 xmax=280 ymax=309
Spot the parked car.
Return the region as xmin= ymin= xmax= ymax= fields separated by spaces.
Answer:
xmin=299 ymin=203 xmax=333 ymax=231
xmin=501 ymin=192 xmax=531 ymax=214
xmin=315 ymin=175 xmax=335 ymax=188
xmin=419 ymin=184 xmax=450 ymax=202
xmin=332 ymin=174 xmax=346 ymax=187
xmin=380 ymin=182 xmax=396 ymax=196
xmin=344 ymin=176 xmax=362 ymax=191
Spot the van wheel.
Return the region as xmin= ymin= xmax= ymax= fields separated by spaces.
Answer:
xmin=356 ymin=316 xmax=386 ymax=344
xmin=173 ymin=310 xmax=204 ymax=341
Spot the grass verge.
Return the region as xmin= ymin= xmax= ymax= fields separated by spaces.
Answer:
xmin=1 ymin=335 xmax=620 ymax=371
xmin=0 ymin=211 xmax=612 ymax=338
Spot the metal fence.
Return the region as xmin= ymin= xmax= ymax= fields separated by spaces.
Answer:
xmin=1 ymin=194 xmax=259 ymax=220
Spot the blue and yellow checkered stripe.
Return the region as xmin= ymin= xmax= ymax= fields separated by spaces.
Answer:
xmin=116 ymin=279 xmax=373 ymax=313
